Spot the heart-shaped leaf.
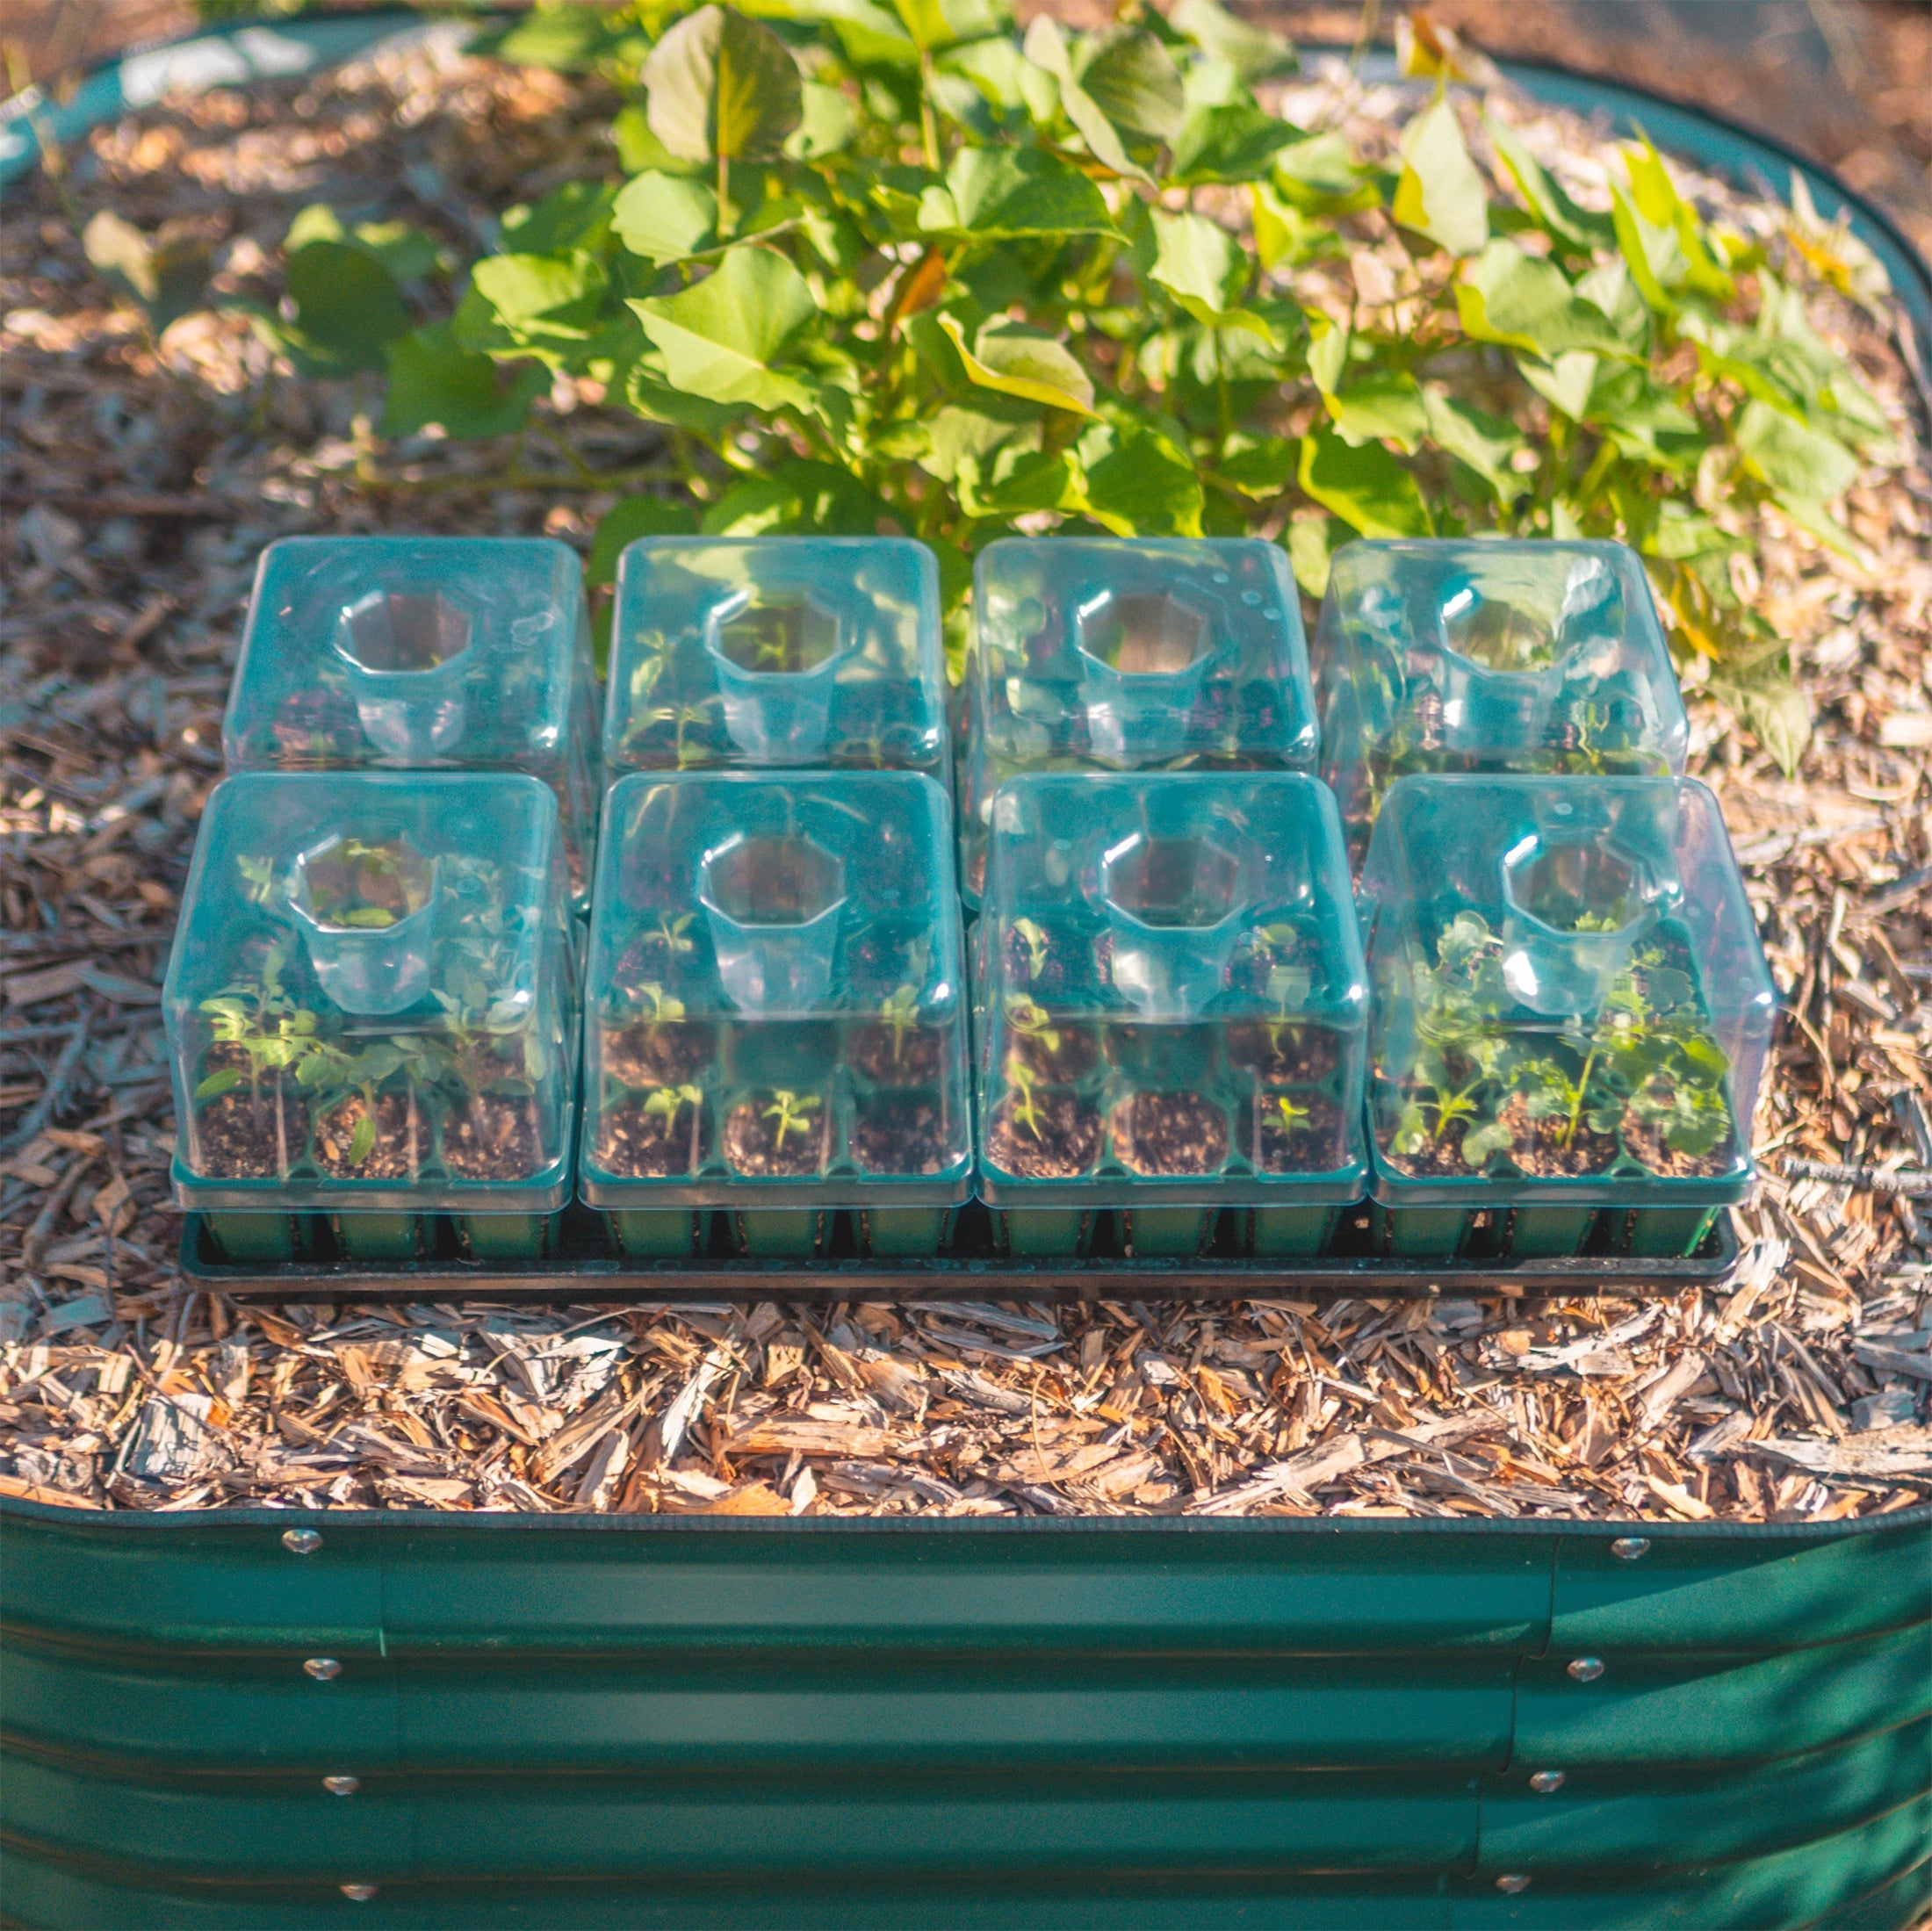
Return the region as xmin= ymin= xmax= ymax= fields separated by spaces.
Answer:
xmin=631 ymin=245 xmax=818 ymax=411
xmin=1454 ymin=241 xmax=1631 ymax=361
xmin=643 ymin=5 xmax=803 ymax=165
xmin=930 ymin=143 xmax=1119 ymax=237
xmin=1391 ymin=97 xmax=1488 ymax=257
xmin=612 ymin=170 xmax=720 ymax=265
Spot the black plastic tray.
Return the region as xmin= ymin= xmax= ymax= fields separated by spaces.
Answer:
xmin=180 ymin=1202 xmax=1740 ymax=1302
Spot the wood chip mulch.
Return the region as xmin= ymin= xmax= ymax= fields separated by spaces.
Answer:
xmin=1 ymin=40 xmax=1928 ymax=1524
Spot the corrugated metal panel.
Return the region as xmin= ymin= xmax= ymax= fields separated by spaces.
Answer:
xmin=3 ymin=1498 xmax=1929 ymax=1929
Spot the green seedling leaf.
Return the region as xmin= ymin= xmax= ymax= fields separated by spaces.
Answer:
xmin=1391 ymin=97 xmax=1487 ymax=257
xmin=194 ymin=1067 xmax=243 ymax=1101
xmin=1171 ymin=0 xmax=1296 ymax=82
xmin=937 ymin=313 xmax=1095 ymax=414
xmin=612 ymin=169 xmax=720 ymax=264
xmin=643 ymin=5 xmax=804 ymax=165
xmin=83 ymin=210 xmax=208 ymax=335
xmin=1298 ymin=430 xmax=1432 ymax=537
xmin=383 ymin=324 xmax=547 ymax=441
xmin=1454 ymin=241 xmax=1631 ymax=361
xmin=348 ymin=1108 xmax=378 ymax=1166
xmin=789 ymin=81 xmax=859 ymax=158
xmin=631 ymin=245 xmax=818 ymax=411
xmin=1714 ymin=666 xmax=1813 ymax=776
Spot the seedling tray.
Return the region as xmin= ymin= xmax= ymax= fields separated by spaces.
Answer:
xmin=180 ymin=1201 xmax=1738 ymax=1302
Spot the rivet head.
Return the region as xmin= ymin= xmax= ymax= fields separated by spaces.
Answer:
xmin=283 ymin=1528 xmax=323 ymax=1555
xmin=323 ymin=1775 xmax=360 ymax=1796
xmin=1611 ymin=1536 xmax=1652 ymax=1561
xmin=340 ymin=1883 xmax=378 ymax=1901
xmin=1567 ymin=1656 xmax=1606 ymax=1683
xmin=1528 ymin=1769 xmax=1567 ymax=1794
xmin=303 ymin=1657 xmax=343 ymax=1682
xmin=1496 ymin=1873 xmax=1533 ymax=1894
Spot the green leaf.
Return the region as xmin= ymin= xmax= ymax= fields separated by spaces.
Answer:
xmin=1149 ymin=210 xmax=1251 ymax=322
xmin=1484 ymin=115 xmax=1615 ymax=253
xmin=588 ymin=494 xmax=699 ymax=589
xmin=1297 ymin=431 xmax=1432 ymax=537
xmin=1453 ymin=241 xmax=1631 ymax=361
xmin=624 ymin=349 xmax=748 ymax=434
xmin=1624 ymin=134 xmax=1733 ymax=300
xmin=471 ymin=250 xmax=609 ymax=342
xmin=612 ymin=170 xmax=719 ymax=264
xmin=1716 ymin=668 xmax=1812 ymax=776
xmin=1251 ymin=178 xmax=1338 ymax=270
xmin=500 ymin=182 xmax=619 ymax=259
xmin=930 ymin=143 xmax=1118 ymax=237
xmin=1021 ymin=17 xmax=1145 ymax=180
xmin=890 ymin=0 xmax=1009 ymax=54
xmin=382 ymin=325 xmax=548 ymax=441
xmin=474 ymin=4 xmax=648 ymax=71
xmin=1272 ymin=129 xmax=1374 ymax=211
xmin=1326 ymin=371 xmax=1429 ymax=453
xmin=1214 ymin=433 xmax=1300 ymax=498
xmin=349 ymin=1109 xmax=378 ymax=1166
xmin=789 ymin=81 xmax=858 ymax=157
xmin=1735 ymin=399 xmax=1859 ymax=501
xmin=919 ymin=397 xmax=1042 ymax=483
xmin=1305 ymin=310 xmax=1348 ymax=395
xmin=1171 ymin=0 xmax=1296 ymax=82
xmin=1423 ymin=386 xmax=1525 ymax=502
xmin=937 ymin=312 xmax=1096 ymax=414
xmin=613 ymin=102 xmax=702 ymax=177
xmin=1390 ymin=97 xmax=1487 ymax=257
xmin=1072 ymin=418 xmax=1203 ymax=537
xmin=643 ymin=4 xmax=804 ymax=165
xmin=1609 ymin=184 xmax=1681 ymax=313
xmin=280 ymin=240 xmax=410 ymax=374
xmin=1516 ymin=349 xmax=1598 ymax=422
xmin=1286 ymin=514 xmax=1345 ymax=596
xmin=83 ymin=211 xmax=212 ymax=335
xmin=1077 ymin=25 xmax=1186 ymax=141
xmin=701 ymin=458 xmax=896 ymax=535
xmin=631 ymin=245 xmax=818 ymax=411
xmin=1171 ymin=98 xmax=1300 ymax=184
xmin=193 ymin=1067 xmax=243 ymax=1101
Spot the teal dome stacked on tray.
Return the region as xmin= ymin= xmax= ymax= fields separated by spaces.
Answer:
xmin=223 ymin=536 xmax=602 ymax=903
xmin=164 ymin=771 xmax=575 ymax=1264
xmin=580 ymin=769 xmax=970 ymax=1258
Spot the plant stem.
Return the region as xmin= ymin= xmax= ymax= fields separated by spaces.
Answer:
xmin=919 ymin=57 xmax=941 ymax=171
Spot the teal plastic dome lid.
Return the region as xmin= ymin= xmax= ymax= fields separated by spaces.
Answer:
xmin=580 ymin=770 xmax=970 ymax=1208
xmin=1359 ymin=774 xmax=1774 ymax=1209
xmin=1315 ymin=539 xmax=1690 ymax=851
xmin=970 ymin=537 xmax=1318 ymax=768
xmin=975 ymin=772 xmax=1367 ymax=1209
xmin=603 ymin=537 xmax=947 ymax=777
xmin=224 ymin=537 xmax=591 ymax=774
xmin=164 ymin=771 xmax=576 ymax=1214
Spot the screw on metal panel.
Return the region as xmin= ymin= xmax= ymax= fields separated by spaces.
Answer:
xmin=340 ymin=1884 xmax=379 ymax=1901
xmin=304 ymin=1657 xmax=343 ymax=1682
xmin=1567 ymin=1656 xmax=1606 ymax=1682
xmin=323 ymin=1776 xmax=360 ymax=1796
xmin=283 ymin=1528 xmax=323 ymax=1554
xmin=1528 ymin=1769 xmax=1567 ymax=1794
xmin=1610 ymin=1536 xmax=1652 ymax=1561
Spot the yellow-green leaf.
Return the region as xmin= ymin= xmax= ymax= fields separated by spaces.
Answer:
xmin=1391 ymin=97 xmax=1487 ymax=258
xmin=936 ymin=313 xmax=1096 ymax=414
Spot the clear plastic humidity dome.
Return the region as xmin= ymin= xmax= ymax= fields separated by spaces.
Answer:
xmin=1316 ymin=540 xmax=1689 ymax=861
xmin=164 ymin=772 xmax=575 ymax=1261
xmin=603 ymin=537 xmax=947 ymax=778
xmin=222 ymin=537 xmax=601 ymax=897
xmin=958 ymin=538 xmax=1318 ymax=902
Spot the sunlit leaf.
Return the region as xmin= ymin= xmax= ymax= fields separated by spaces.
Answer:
xmin=1073 ymin=417 xmax=1203 ymax=536
xmin=643 ymin=5 xmax=804 ymax=165
xmin=1297 ymin=430 xmax=1432 ymax=537
xmin=1484 ymin=116 xmax=1615 ymax=253
xmin=1734 ymin=399 xmax=1859 ymax=501
xmin=612 ymin=170 xmax=720 ymax=264
xmin=1390 ymin=97 xmax=1487 ymax=257
xmin=1325 ymin=371 xmax=1429 ymax=453
xmin=631 ymin=245 xmax=818 ymax=411
xmin=937 ymin=312 xmax=1097 ymax=414
xmin=1171 ymin=0 xmax=1295 ymax=82
xmin=929 ymin=138 xmax=1119 ymax=237
xmin=1423 ymin=387 xmax=1525 ymax=504
xmin=1171 ymin=97 xmax=1300 ymax=184
xmin=83 ymin=211 xmax=212 ymax=335
xmin=1454 ymin=241 xmax=1629 ymax=360
xmin=703 ymin=458 xmax=897 ymax=534
xmin=383 ymin=324 xmax=548 ymax=440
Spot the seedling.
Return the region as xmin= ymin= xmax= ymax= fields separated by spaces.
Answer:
xmin=762 ymin=1088 xmax=818 ymax=1152
xmin=301 ymin=836 xmax=429 ymax=929
xmin=644 ymin=1082 xmax=702 ymax=1142
xmin=1271 ymin=1093 xmax=1311 ymax=1136
xmin=649 ymin=912 xmax=697 ymax=959
xmin=1003 ymin=1055 xmax=1046 ymax=1140
xmin=237 ymin=854 xmax=278 ymax=905
xmin=195 ymin=945 xmax=321 ymax=1102
xmin=636 ymin=981 xmax=686 ymax=1028
xmin=879 ymin=984 xmax=919 ymax=1068
xmin=1005 ymin=996 xmax=1062 ymax=1058
xmin=1011 ymin=918 xmax=1049 ymax=982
